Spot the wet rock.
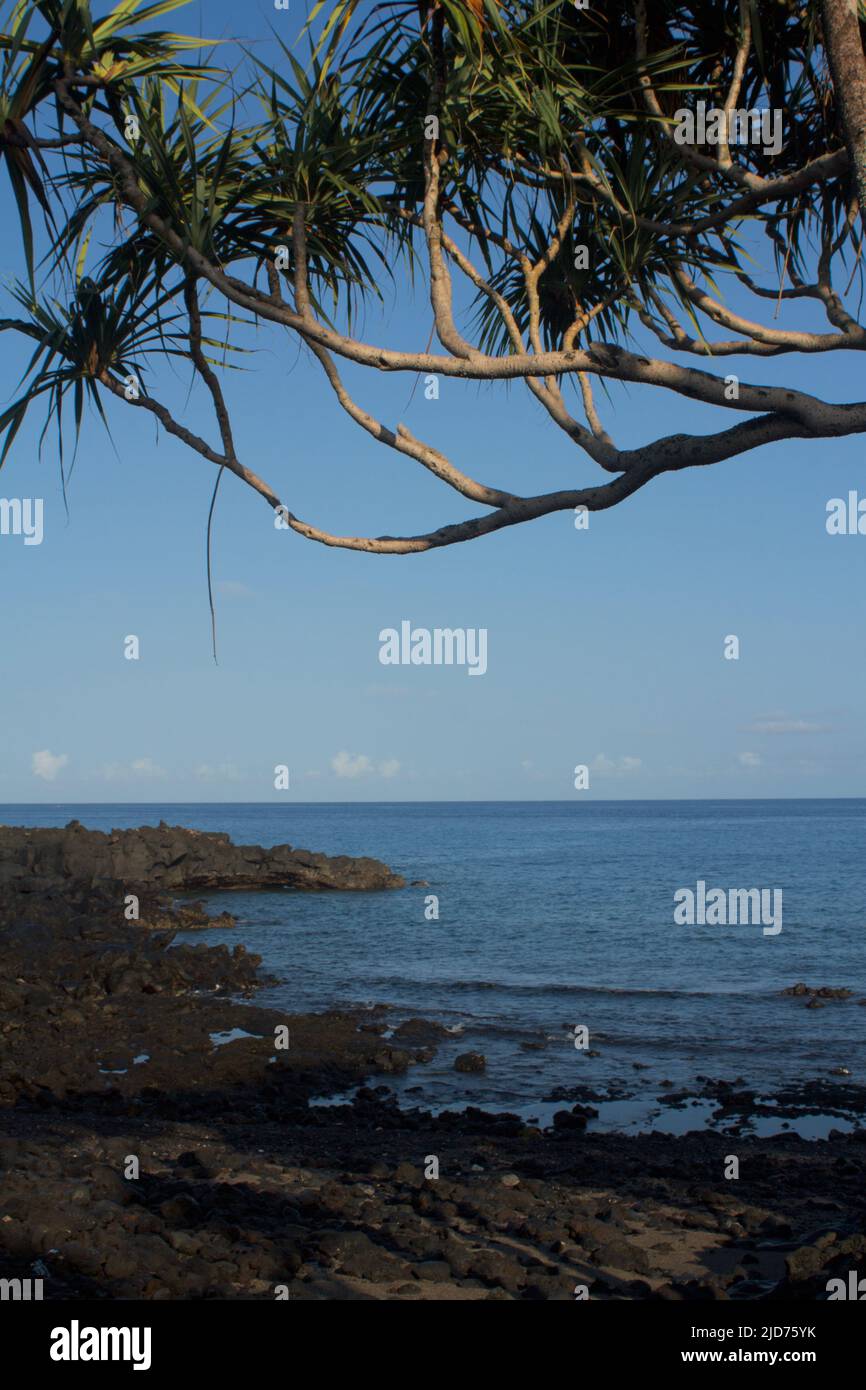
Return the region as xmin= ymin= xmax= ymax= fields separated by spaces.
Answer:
xmin=552 ymin=1109 xmax=588 ymax=1130
xmin=392 ymin=1019 xmax=449 ymax=1045
xmin=2 ymin=824 xmax=866 ymax=1305
xmin=454 ymin=1052 xmax=486 ymax=1073
xmin=782 ymin=983 xmax=853 ymax=1001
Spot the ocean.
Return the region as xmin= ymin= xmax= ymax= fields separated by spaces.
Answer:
xmin=5 ymin=800 xmax=864 ymax=1135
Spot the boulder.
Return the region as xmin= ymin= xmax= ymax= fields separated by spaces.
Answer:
xmin=454 ymin=1052 xmax=486 ymax=1073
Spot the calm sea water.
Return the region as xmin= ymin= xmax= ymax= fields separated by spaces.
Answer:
xmin=4 ymin=801 xmax=864 ymax=1132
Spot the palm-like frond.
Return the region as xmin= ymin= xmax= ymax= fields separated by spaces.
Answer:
xmin=0 ymin=0 xmax=858 ymax=488
xmin=0 ymin=264 xmax=185 ymax=468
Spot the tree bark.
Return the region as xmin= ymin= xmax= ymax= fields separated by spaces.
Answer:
xmin=822 ymin=0 xmax=866 ymax=213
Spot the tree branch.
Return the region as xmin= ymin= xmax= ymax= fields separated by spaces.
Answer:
xmin=821 ymin=0 xmax=866 ymax=215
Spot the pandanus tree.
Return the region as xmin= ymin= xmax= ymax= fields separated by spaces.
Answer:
xmin=2 ymin=0 xmax=866 ymax=568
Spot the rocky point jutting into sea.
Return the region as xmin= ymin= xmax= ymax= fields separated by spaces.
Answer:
xmin=0 ymin=819 xmax=404 ymax=898
xmin=0 ymin=821 xmax=864 ymax=1301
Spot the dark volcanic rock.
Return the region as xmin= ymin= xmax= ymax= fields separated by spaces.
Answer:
xmin=2 ymin=827 xmax=865 ymax=1302
xmin=781 ymin=983 xmax=853 ymax=1001
xmin=0 ymin=821 xmax=405 ymax=899
xmin=454 ymin=1052 xmax=486 ymax=1074
xmin=392 ymin=1018 xmax=450 ymax=1045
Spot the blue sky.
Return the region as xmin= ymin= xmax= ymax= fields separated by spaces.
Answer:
xmin=0 ymin=0 xmax=864 ymax=803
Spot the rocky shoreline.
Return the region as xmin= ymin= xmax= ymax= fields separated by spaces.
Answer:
xmin=1 ymin=823 xmax=864 ymax=1301
xmin=0 ymin=820 xmax=404 ymax=904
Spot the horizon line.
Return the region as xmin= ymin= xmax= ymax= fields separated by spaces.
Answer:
xmin=2 ymin=796 xmax=864 ymax=807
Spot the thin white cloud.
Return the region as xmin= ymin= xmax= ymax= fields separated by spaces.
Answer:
xmin=100 ymin=757 xmax=167 ymax=781
xmin=738 ymin=751 xmax=762 ymax=767
xmin=332 ymin=751 xmax=374 ymax=779
xmin=32 ymin=749 xmax=68 ymax=782
xmin=194 ymin=762 xmax=241 ymax=781
xmin=744 ymin=718 xmax=828 ymax=735
xmin=591 ymin=754 xmax=642 ymax=776
xmin=331 ymin=751 xmax=400 ymax=780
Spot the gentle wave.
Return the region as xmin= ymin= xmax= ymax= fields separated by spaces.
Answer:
xmin=364 ymin=975 xmax=759 ymax=1001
